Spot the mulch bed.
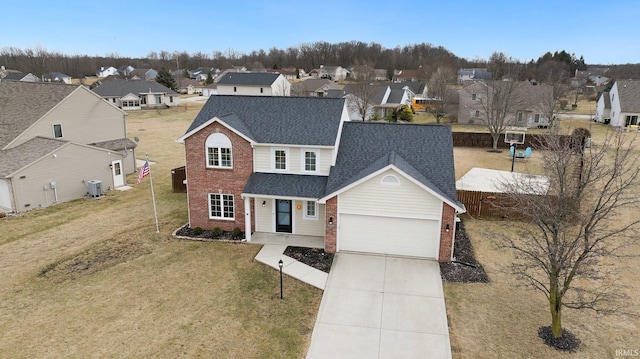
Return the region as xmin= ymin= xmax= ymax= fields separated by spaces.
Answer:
xmin=440 ymin=218 xmax=490 ymax=283
xmin=174 ymin=225 xmax=243 ymax=241
xmin=283 ymin=246 xmax=334 ymax=273
xmin=538 ymin=326 xmax=581 ymax=352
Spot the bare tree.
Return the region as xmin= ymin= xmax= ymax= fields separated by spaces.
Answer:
xmin=427 ymin=67 xmax=456 ymax=123
xmin=496 ymin=129 xmax=640 ymax=347
xmin=345 ymin=63 xmax=377 ymax=121
xmin=477 ymin=53 xmax=524 ymax=150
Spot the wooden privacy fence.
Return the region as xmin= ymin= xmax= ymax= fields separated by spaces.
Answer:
xmin=457 ymin=189 xmax=533 ymax=219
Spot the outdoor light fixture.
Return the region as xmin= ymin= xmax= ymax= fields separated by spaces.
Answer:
xmin=328 ymin=216 xmax=334 ymax=225
xmin=109 ymin=163 xmax=113 ymax=170
xmin=262 ymin=200 xmax=266 ymax=207
xmin=445 ymin=224 xmax=450 ymax=232
xmin=278 ymin=259 xmax=284 ymax=300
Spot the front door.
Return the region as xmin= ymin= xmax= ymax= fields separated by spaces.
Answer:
xmin=276 ymin=199 xmax=292 ymax=233
xmin=112 ymin=160 xmax=124 ymax=187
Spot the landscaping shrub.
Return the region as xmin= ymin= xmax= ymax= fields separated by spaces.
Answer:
xmin=211 ymin=227 xmax=224 ymax=238
xmin=192 ymin=227 xmax=203 ymax=235
xmin=231 ymin=227 xmax=243 ymax=239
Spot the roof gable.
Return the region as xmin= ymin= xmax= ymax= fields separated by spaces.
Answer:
xmin=0 ymin=81 xmax=78 ymax=149
xmin=615 ymin=80 xmax=640 ymax=113
xmin=323 ymin=122 xmax=462 ymax=210
xmin=183 ymin=95 xmax=345 ymax=146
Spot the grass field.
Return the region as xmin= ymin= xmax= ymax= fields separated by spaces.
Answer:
xmin=1 ymin=98 xmax=637 ymax=358
xmin=0 ymin=103 xmax=321 ymax=358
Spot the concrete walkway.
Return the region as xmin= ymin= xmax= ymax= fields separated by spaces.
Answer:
xmin=254 ymin=244 xmax=328 ymax=290
xmin=306 ymin=253 xmax=451 ymax=359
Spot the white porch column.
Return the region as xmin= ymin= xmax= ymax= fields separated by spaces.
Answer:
xmin=244 ymin=196 xmax=252 ymax=242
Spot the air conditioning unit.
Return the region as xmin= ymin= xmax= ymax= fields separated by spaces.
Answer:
xmin=88 ymin=180 xmax=103 ymax=198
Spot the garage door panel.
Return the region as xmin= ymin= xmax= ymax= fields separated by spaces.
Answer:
xmin=339 ymin=214 xmax=439 ymax=258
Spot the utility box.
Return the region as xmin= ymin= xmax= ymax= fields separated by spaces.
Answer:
xmin=88 ymin=180 xmax=103 ymax=198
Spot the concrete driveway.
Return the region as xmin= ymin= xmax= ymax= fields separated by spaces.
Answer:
xmin=306 ymin=253 xmax=451 ymax=359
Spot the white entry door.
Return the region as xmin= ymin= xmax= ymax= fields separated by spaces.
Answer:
xmin=111 ymin=160 xmax=125 ymax=187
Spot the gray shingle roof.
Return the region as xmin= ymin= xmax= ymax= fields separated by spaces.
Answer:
xmin=185 ymin=95 xmax=345 ymax=146
xmin=0 ymin=136 xmax=67 ymax=177
xmin=616 ymin=80 xmax=640 ymax=113
xmin=324 ymin=122 xmax=462 ymax=209
xmin=89 ymin=138 xmax=137 ymax=151
xmin=0 ymin=81 xmax=77 ymax=149
xmin=243 ymin=173 xmax=328 ymax=198
xmin=2 ymin=72 xmax=26 ymax=80
xmin=92 ymin=79 xmax=178 ymax=97
xmin=217 ymin=72 xmax=280 ymax=86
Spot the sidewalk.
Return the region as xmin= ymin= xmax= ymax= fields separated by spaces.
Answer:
xmin=254 ymin=244 xmax=328 ymax=290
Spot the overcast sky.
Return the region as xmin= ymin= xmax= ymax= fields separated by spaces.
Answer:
xmin=3 ymin=0 xmax=639 ymax=65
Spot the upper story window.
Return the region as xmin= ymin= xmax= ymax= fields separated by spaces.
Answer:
xmin=304 ymin=150 xmax=317 ymax=172
xmin=517 ymin=112 xmax=524 ymax=122
xmin=206 ymin=133 xmax=233 ymax=168
xmin=274 ymin=149 xmax=287 ymax=170
xmin=471 ymin=93 xmax=477 ymax=101
xmin=474 ymin=110 xmax=480 ymax=117
xmin=53 ymin=123 xmax=63 ymax=138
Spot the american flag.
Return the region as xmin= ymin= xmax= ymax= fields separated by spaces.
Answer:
xmin=137 ymin=160 xmax=150 ymax=184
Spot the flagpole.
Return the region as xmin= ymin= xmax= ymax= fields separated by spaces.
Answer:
xmin=146 ymin=153 xmax=160 ymax=233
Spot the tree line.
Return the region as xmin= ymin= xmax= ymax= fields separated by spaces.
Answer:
xmin=4 ymin=41 xmax=632 ymax=81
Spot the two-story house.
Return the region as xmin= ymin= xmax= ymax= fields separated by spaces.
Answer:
xmin=458 ymin=81 xmax=553 ymax=128
xmin=596 ymin=79 xmax=640 ymax=128
xmin=96 ymin=66 xmax=118 ymax=78
xmin=92 ymin=79 xmax=180 ymax=110
xmin=216 ymin=72 xmax=291 ymax=96
xmin=178 ymin=95 xmax=465 ymax=262
xmin=0 ymin=81 xmax=137 ymax=212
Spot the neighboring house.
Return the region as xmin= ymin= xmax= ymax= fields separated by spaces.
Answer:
xmin=177 ymin=78 xmax=205 ymax=95
xmin=117 ymin=65 xmax=135 ymax=77
xmin=216 ymin=72 xmax=291 ymax=96
xmin=457 ymin=68 xmax=492 ymax=84
xmin=130 ymin=68 xmax=157 ymax=81
xmin=393 ymin=69 xmax=423 ymax=82
xmin=96 ymin=66 xmax=118 ymax=78
xmin=457 ymin=81 xmax=553 ymax=128
xmin=291 ymin=78 xmax=344 ymax=97
xmin=309 ymin=65 xmax=349 ymax=81
xmin=603 ymin=79 xmax=640 ymax=127
xmin=177 ymin=95 xmax=465 ymax=261
xmin=344 ymin=82 xmax=423 ymax=120
xmin=374 ymin=69 xmax=388 ymax=81
xmin=265 ymin=68 xmax=298 ymax=80
xmin=1 ymin=72 xmax=40 ymax=82
xmin=594 ymin=90 xmax=611 ymax=123
xmin=43 ymin=72 xmax=72 ymax=84
xmin=92 ymin=79 xmax=180 ymax=110
xmin=202 ymin=83 xmax=217 ymax=97
xmin=0 ymin=81 xmax=137 ymax=212
xmin=190 ymin=67 xmax=219 ymax=82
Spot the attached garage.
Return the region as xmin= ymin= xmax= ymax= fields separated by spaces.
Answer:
xmin=339 ymin=214 xmax=440 ymax=258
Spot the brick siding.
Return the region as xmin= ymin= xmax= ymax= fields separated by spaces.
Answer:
xmin=184 ymin=123 xmax=253 ymax=232
xmin=324 ymin=196 xmax=337 ymax=253
xmin=438 ymin=203 xmax=456 ymax=262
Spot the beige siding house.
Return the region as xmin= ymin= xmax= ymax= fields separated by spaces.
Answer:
xmin=0 ymin=81 xmax=137 ymax=213
xmin=216 ymin=72 xmax=291 ymax=96
xmin=178 ymin=96 xmax=465 ymax=262
xmin=92 ymin=79 xmax=180 ymax=110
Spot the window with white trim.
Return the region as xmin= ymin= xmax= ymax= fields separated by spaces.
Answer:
xmin=206 ymin=133 xmax=233 ymax=168
xmin=304 ymin=150 xmax=317 ymax=172
xmin=474 ymin=110 xmax=480 ymax=117
xmin=304 ymin=201 xmax=317 ymax=219
xmin=534 ymin=113 xmax=540 ymax=123
xmin=471 ymin=93 xmax=477 ymax=101
xmin=53 ymin=123 xmax=63 ymax=138
xmin=274 ymin=149 xmax=287 ymax=170
xmin=209 ymin=193 xmax=234 ymax=219
xmin=381 ymin=174 xmax=400 ymax=186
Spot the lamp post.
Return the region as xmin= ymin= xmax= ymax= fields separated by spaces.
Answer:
xmin=278 ymin=259 xmax=284 ymax=300
xmin=511 ymin=142 xmax=517 ymax=172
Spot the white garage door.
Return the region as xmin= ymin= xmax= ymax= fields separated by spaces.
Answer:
xmin=339 ymin=214 xmax=439 ymax=259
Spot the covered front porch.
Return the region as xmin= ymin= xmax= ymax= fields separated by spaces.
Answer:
xmin=250 ymin=232 xmax=324 ymax=248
